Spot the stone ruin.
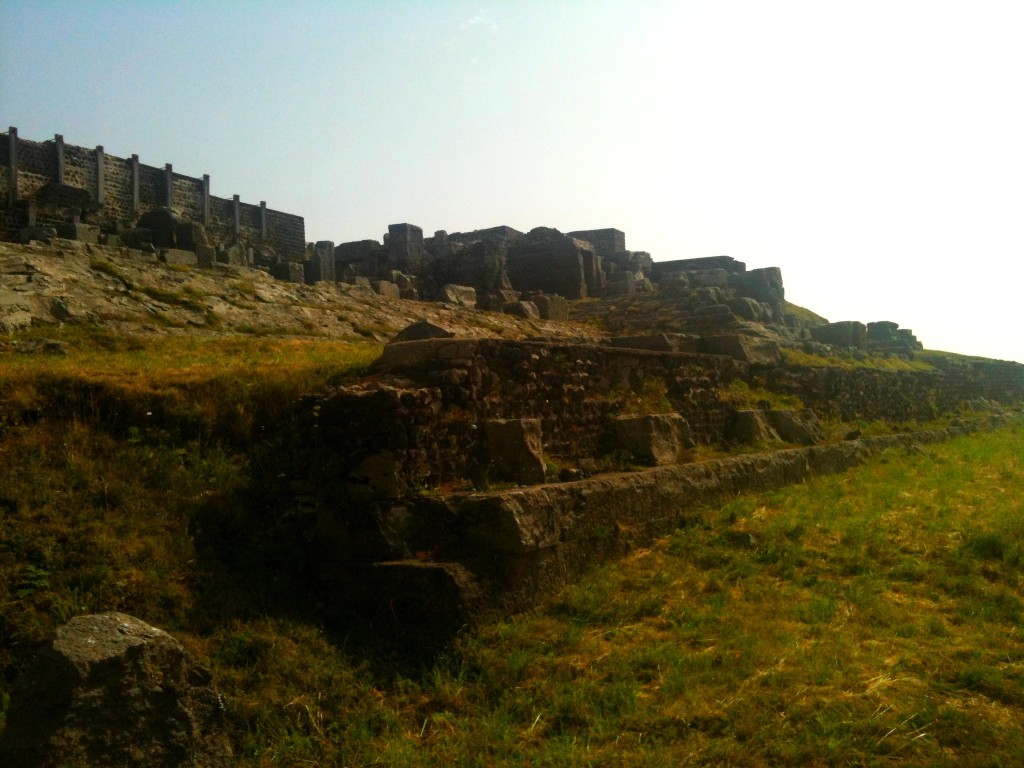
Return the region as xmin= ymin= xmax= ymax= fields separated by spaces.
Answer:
xmin=244 ymin=328 xmax=1023 ymax=648
xmin=2 ymin=129 xmax=935 ymax=360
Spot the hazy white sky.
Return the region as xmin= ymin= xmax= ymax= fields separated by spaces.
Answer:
xmin=3 ymin=1 xmax=1022 ymax=361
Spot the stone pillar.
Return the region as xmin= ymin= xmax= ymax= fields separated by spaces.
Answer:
xmin=201 ymin=174 xmax=210 ymax=224
xmin=54 ymin=134 xmax=65 ymax=185
xmin=164 ymin=163 xmax=174 ymax=208
xmin=259 ymin=200 xmax=267 ymax=240
xmin=6 ymin=127 xmax=17 ymax=205
xmin=130 ymin=154 xmax=140 ymax=216
xmin=232 ymin=194 xmax=240 ymax=237
xmin=95 ymin=146 xmax=105 ymax=206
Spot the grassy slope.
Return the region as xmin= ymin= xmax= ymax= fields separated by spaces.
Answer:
xmin=1 ymin=332 xmax=1022 ymax=766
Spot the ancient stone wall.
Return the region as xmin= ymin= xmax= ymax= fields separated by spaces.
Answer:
xmin=0 ymin=128 xmax=305 ymax=261
xmin=566 ymin=228 xmax=625 ymax=256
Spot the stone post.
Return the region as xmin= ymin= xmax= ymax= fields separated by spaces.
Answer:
xmin=232 ymin=194 xmax=240 ymax=237
xmin=260 ymin=200 xmax=267 ymax=240
xmin=95 ymin=146 xmax=105 ymax=206
xmin=201 ymin=174 xmax=210 ymax=224
xmin=6 ymin=127 xmax=17 ymax=205
xmin=164 ymin=163 xmax=174 ymax=208
xmin=54 ymin=134 xmax=65 ymax=185
xmin=130 ymin=154 xmax=140 ymax=216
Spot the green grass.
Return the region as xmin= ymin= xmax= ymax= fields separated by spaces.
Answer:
xmin=200 ymin=422 xmax=1023 ymax=767
xmin=1 ymin=333 xmax=1021 ymax=767
xmin=782 ymin=347 xmax=937 ymax=372
xmin=1 ymin=327 xmax=1021 ymax=763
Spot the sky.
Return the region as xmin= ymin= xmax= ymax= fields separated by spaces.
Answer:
xmin=3 ymin=0 xmax=1022 ymax=362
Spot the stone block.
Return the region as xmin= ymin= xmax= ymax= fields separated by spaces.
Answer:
xmin=699 ymin=335 xmax=781 ymax=365
xmin=728 ymin=409 xmax=781 ymax=445
xmin=0 ymin=613 xmax=232 ymax=768
xmin=349 ymin=451 xmax=404 ymax=501
xmin=481 ymin=418 xmax=546 ymax=485
xmin=438 ymin=284 xmax=477 ymax=307
xmin=604 ymin=273 xmax=636 ymax=296
xmin=609 ymin=333 xmax=701 ymax=353
xmin=174 ymin=221 xmax=209 ymax=250
xmin=394 ymin=320 xmax=455 ymax=342
xmin=532 ymin=294 xmax=569 ymax=321
xmin=375 ymin=280 xmax=401 ymax=299
xmin=19 ymin=226 xmax=57 ymax=243
xmin=137 ymin=207 xmax=181 ymax=248
xmin=727 ymin=297 xmax=768 ymax=322
xmin=810 ymin=320 xmax=867 ymax=348
xmin=610 ymin=413 xmax=694 ymax=466
xmin=271 ymin=260 xmax=305 ymax=283
xmin=161 ymin=248 xmax=198 ymax=267
xmin=119 ymin=227 xmax=154 ymax=251
xmin=503 ymin=300 xmax=540 ymax=319
xmin=690 ymin=268 xmax=729 ymax=287
xmin=765 ymin=409 xmax=824 ymax=445
xmin=477 ymin=290 xmax=521 ymax=311
xmin=55 ymin=222 xmax=101 ymax=243
xmin=313 ymin=240 xmax=336 ymax=283
xmin=195 ymin=243 xmax=216 ymax=269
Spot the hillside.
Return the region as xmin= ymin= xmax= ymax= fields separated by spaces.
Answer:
xmin=1 ymin=237 xmax=1023 ymax=766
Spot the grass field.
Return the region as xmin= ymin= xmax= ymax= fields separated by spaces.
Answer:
xmin=0 ymin=331 xmax=1021 ymax=765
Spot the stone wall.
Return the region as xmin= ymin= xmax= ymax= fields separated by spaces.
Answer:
xmin=0 ymin=128 xmax=305 ymax=261
xmin=756 ymin=358 xmax=1024 ymax=422
xmin=566 ymin=228 xmax=625 ymax=256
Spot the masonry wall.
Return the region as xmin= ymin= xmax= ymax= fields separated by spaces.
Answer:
xmin=1 ymin=129 xmax=305 ymax=261
xmin=566 ymin=228 xmax=625 ymax=257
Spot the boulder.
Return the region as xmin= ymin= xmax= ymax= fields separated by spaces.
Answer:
xmin=610 ymin=413 xmax=694 ymax=466
xmin=0 ymin=612 xmax=232 ymax=768
xmin=480 ymin=418 xmax=546 ymax=485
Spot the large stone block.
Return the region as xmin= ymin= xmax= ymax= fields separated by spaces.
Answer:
xmin=699 ymin=335 xmax=781 ymax=365
xmin=271 ymin=260 xmax=305 ymax=283
xmin=609 ymin=333 xmax=700 ymax=353
xmin=438 ymin=284 xmax=477 ymax=307
xmin=481 ymin=418 xmax=546 ymax=485
xmin=374 ymin=280 xmax=401 ymax=299
xmin=531 ymin=293 xmax=569 ymax=321
xmin=393 ymin=320 xmax=456 ymax=342
xmin=55 ymin=221 xmax=100 ymax=243
xmin=161 ymin=248 xmax=199 ymax=268
xmin=610 ymin=413 xmax=694 ymax=466
xmin=810 ymin=320 xmax=868 ymax=348
xmin=0 ymin=612 xmax=232 ymax=768
xmin=765 ymin=409 xmax=824 ymax=445
xmin=728 ymin=409 xmax=781 ymax=445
